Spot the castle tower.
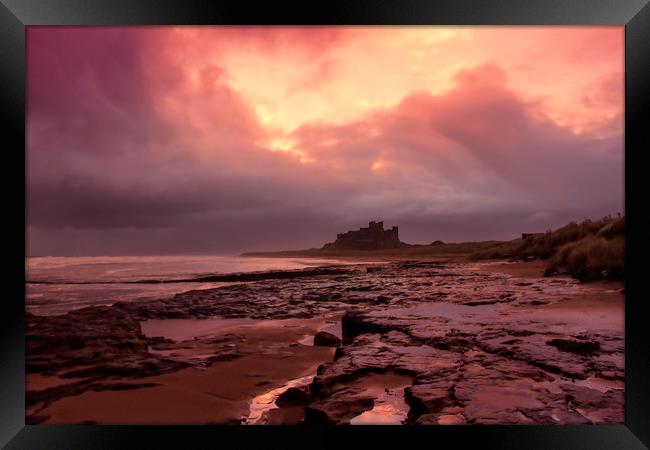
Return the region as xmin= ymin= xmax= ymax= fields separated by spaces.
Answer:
xmin=322 ymin=220 xmax=406 ymax=250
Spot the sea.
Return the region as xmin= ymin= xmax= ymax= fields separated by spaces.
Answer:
xmin=26 ymin=255 xmax=349 ymax=316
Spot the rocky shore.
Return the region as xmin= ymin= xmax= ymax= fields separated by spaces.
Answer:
xmin=26 ymin=260 xmax=624 ymax=425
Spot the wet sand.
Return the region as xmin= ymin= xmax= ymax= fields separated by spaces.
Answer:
xmin=479 ymin=259 xmax=623 ymax=328
xmin=28 ymin=317 xmax=337 ymax=424
xmin=477 ymin=259 xmax=548 ymax=278
xmin=348 ymin=372 xmax=414 ymax=425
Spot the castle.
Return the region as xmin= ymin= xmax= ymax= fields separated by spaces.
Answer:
xmin=322 ymin=221 xmax=406 ymax=250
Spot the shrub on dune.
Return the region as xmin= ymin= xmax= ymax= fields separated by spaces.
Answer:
xmin=471 ymin=215 xmax=625 ymax=281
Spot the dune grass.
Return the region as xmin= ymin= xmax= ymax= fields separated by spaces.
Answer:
xmin=472 ymin=215 xmax=625 ymax=280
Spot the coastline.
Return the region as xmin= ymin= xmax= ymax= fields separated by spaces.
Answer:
xmin=26 ymin=257 xmax=624 ymax=425
xmin=240 ymin=242 xmax=502 ymax=261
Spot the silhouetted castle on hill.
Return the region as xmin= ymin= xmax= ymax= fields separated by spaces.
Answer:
xmin=322 ymin=221 xmax=407 ymax=250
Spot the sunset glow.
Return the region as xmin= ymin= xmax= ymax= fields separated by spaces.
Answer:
xmin=27 ymin=26 xmax=624 ymax=255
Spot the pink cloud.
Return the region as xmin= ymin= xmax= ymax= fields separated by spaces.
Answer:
xmin=290 ymin=63 xmax=622 ymax=214
xmin=26 ymin=27 xmax=623 ymax=255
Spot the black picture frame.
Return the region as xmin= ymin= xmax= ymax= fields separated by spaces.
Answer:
xmin=1 ymin=1 xmax=648 ymax=448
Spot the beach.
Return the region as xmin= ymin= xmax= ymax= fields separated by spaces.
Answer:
xmin=25 ymin=257 xmax=624 ymax=425
xmin=19 ymin=22 xmax=629 ymax=439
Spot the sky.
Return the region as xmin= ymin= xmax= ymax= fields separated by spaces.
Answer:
xmin=26 ymin=26 xmax=624 ymax=256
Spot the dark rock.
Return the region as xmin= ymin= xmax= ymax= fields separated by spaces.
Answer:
xmin=341 ymin=310 xmax=392 ymax=342
xmin=304 ymin=406 xmax=334 ymax=424
xmin=275 ymin=387 xmax=312 ymax=407
xmin=304 ymin=387 xmax=374 ymax=424
xmin=26 ymin=306 xmax=182 ymax=378
xmin=547 ymin=339 xmax=600 ymax=355
xmin=405 ymin=382 xmax=453 ymax=422
xmin=543 ymin=267 xmax=559 ymax=277
xmin=522 ymin=299 xmax=550 ymax=306
xmin=314 ymin=331 xmax=341 ymax=347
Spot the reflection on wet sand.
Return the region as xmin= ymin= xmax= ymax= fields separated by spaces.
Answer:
xmin=349 ymin=373 xmax=413 ymax=425
xmin=245 ymin=375 xmax=314 ymax=424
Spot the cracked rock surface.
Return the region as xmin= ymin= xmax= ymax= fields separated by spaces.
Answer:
xmin=26 ymin=260 xmax=624 ymax=424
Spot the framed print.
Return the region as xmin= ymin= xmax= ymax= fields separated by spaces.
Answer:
xmin=1 ymin=0 xmax=649 ymax=448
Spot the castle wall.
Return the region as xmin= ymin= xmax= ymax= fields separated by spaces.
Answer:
xmin=323 ymin=221 xmax=404 ymax=250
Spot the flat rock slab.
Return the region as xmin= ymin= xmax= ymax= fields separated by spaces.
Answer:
xmin=26 ymin=260 xmax=623 ymax=425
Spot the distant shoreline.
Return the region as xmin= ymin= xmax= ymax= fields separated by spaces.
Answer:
xmin=243 ymin=215 xmax=625 ymax=283
xmin=241 ymin=240 xmax=505 ymax=261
